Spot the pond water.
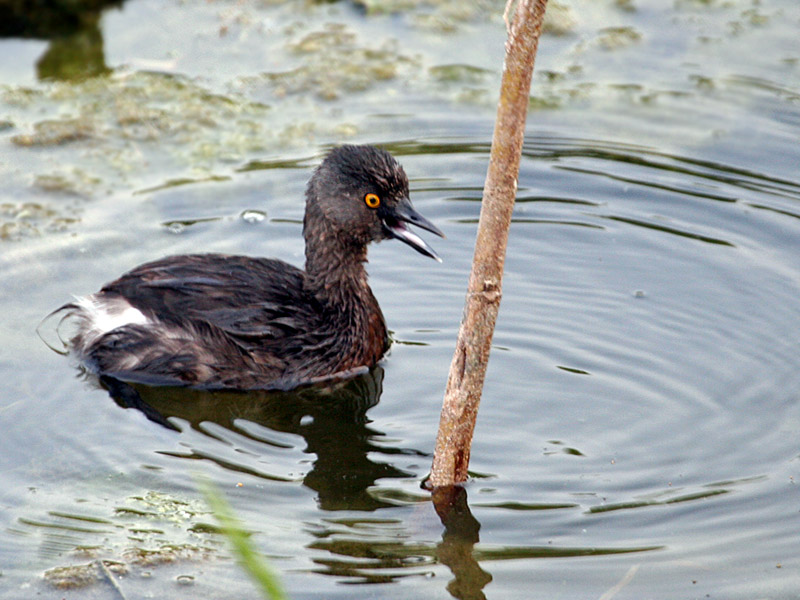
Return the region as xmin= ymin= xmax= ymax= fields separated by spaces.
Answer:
xmin=1 ymin=0 xmax=799 ymax=598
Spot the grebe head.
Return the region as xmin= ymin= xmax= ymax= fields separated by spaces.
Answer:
xmin=304 ymin=145 xmax=444 ymax=261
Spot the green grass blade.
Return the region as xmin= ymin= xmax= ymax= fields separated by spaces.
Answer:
xmin=200 ymin=479 xmax=287 ymax=600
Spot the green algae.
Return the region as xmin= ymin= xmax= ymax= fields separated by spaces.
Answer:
xmin=43 ymin=560 xmax=128 ymax=590
xmin=32 ymin=490 xmax=223 ymax=591
xmin=262 ymin=23 xmax=417 ymax=100
xmin=0 ymin=201 xmax=80 ymax=241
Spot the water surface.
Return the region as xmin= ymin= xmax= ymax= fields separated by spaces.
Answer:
xmin=1 ymin=1 xmax=799 ymax=598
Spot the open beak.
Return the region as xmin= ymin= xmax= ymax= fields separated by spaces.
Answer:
xmin=382 ymin=197 xmax=445 ymax=262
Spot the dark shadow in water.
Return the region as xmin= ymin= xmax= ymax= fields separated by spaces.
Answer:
xmin=433 ymin=486 xmax=493 ymax=600
xmin=0 ymin=0 xmax=123 ymax=80
xmin=100 ymin=367 xmax=423 ymax=511
xmin=95 ymin=373 xmax=661 ymax=597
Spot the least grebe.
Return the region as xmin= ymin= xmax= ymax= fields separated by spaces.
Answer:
xmin=52 ymin=145 xmax=443 ymax=390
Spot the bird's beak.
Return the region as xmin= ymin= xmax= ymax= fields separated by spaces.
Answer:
xmin=382 ymin=197 xmax=445 ymax=262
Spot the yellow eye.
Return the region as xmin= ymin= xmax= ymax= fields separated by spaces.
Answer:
xmin=364 ymin=193 xmax=380 ymax=209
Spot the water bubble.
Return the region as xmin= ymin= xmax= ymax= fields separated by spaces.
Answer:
xmin=167 ymin=222 xmax=185 ymax=234
xmin=176 ymin=574 xmax=195 ymax=585
xmin=241 ymin=209 xmax=266 ymax=224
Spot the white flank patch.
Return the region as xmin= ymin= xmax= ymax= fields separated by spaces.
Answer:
xmin=74 ymin=294 xmax=150 ymax=342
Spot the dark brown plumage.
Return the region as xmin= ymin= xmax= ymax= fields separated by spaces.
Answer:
xmin=54 ymin=145 xmax=443 ymax=390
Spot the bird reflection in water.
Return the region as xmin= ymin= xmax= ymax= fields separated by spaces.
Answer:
xmin=100 ymin=366 xmax=420 ymax=511
xmin=99 ymin=371 xmax=492 ymax=599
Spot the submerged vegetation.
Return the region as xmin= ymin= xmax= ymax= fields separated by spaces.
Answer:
xmin=34 ymin=491 xmax=221 ymax=591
